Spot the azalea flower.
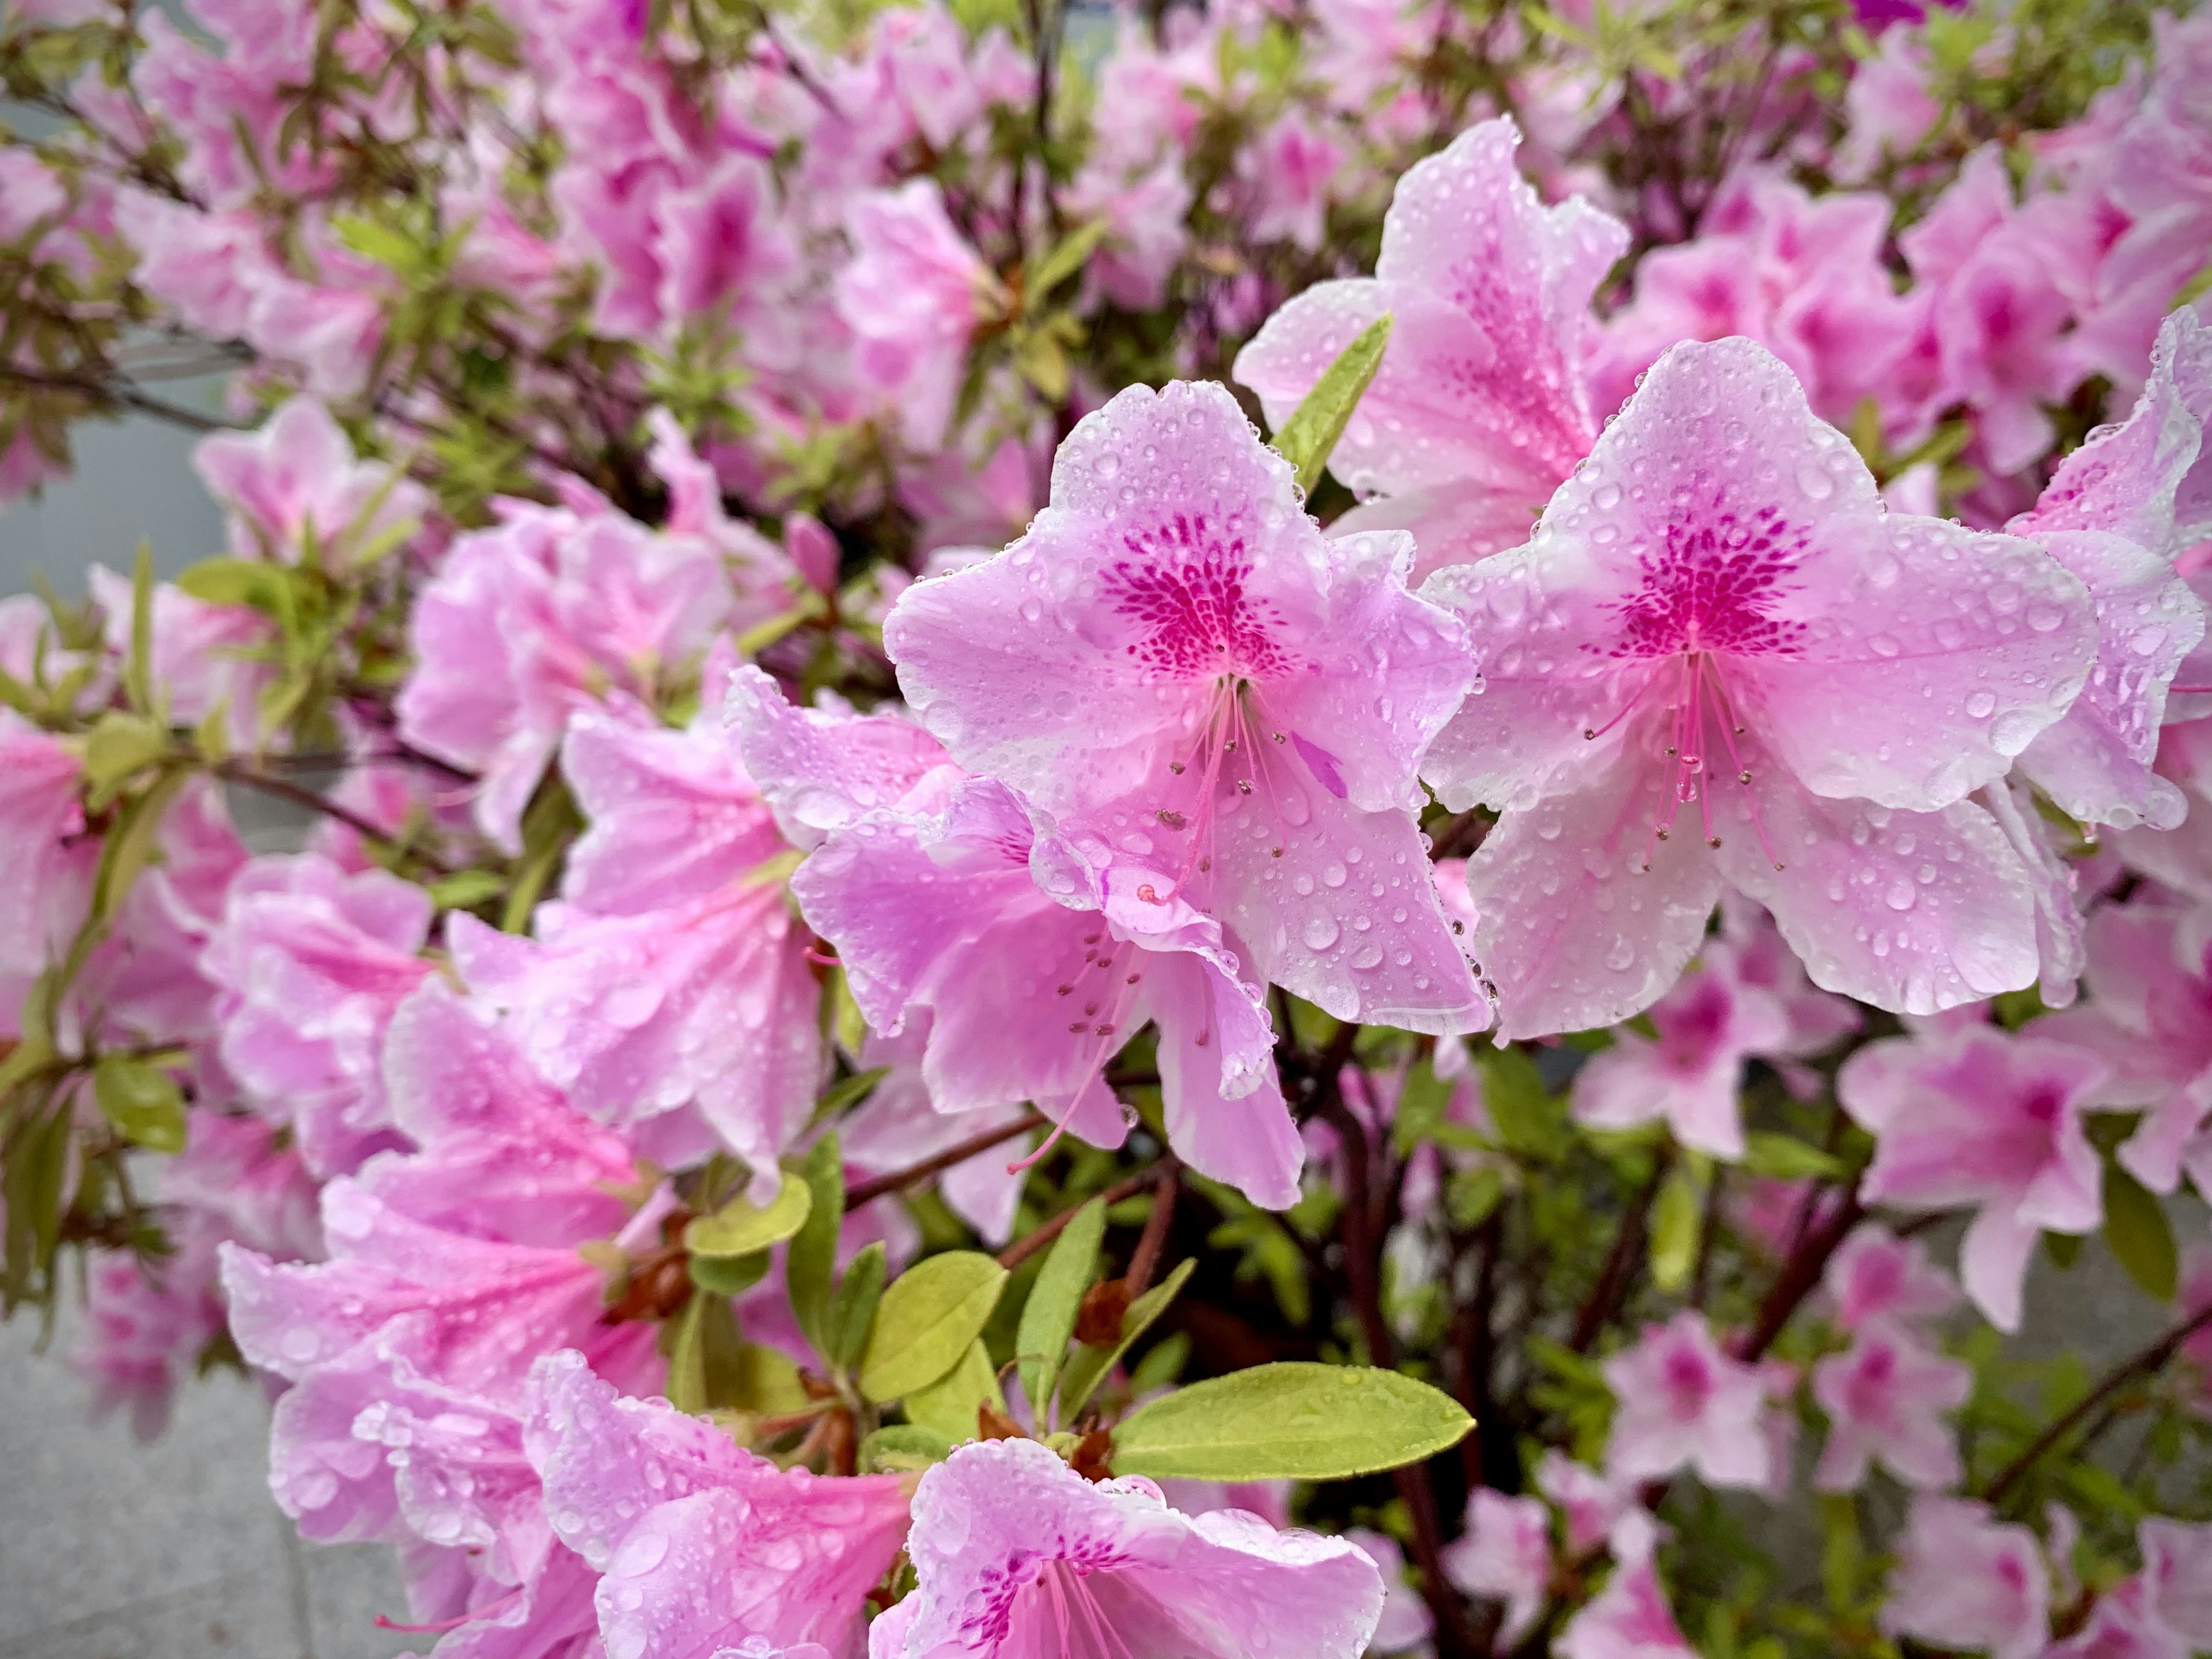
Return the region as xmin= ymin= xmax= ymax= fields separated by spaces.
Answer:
xmin=1839 ymin=1026 xmax=2106 ymax=1331
xmin=1821 ymin=1224 xmax=1962 ymax=1331
xmin=191 ymin=395 xmax=429 ymax=564
xmin=1556 ymin=1513 xmax=1698 ymax=1659
xmin=1601 ymin=1311 xmax=1781 ymax=1491
xmin=527 ymin=1350 xmax=911 ymax=1659
xmin=1441 ymin=1487 xmax=1551 ymax=1644
xmin=1812 ymin=1319 xmax=1972 ymax=1492
xmin=883 ymin=377 xmax=1486 ymax=1040
xmin=1880 ymin=1497 xmax=2051 ymax=1659
xmin=870 ymin=1436 xmax=1383 ymax=1658
xmin=1419 ymin=335 xmax=2097 ymax=1035
xmin=1235 ymin=118 xmax=1628 ymax=579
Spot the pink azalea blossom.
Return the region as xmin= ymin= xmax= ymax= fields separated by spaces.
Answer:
xmin=450 ymin=692 xmax=822 ymax=1185
xmin=835 ymin=180 xmax=992 ymax=453
xmin=1556 ymin=1513 xmax=1698 ymax=1659
xmin=1441 ymin=1488 xmax=1551 ymax=1645
xmin=395 ymin=489 xmax=737 ymax=851
xmin=2047 ymin=1575 xmax=2190 ymax=1659
xmin=1236 ymin=113 xmax=1344 ymax=252
xmin=1840 ymin=1026 xmax=2106 ymax=1331
xmin=200 ymin=851 xmax=435 ymax=1177
xmin=2140 ymin=1517 xmax=2212 ymax=1647
xmin=1343 ymin=1529 xmax=1434 ymax=1655
xmin=1419 ymin=335 xmax=2096 ymax=1037
xmin=1536 ymin=1452 xmax=1633 ymax=1555
xmin=1601 ymin=1311 xmax=1780 ymax=1491
xmin=2037 ymin=900 xmax=2212 ymax=1196
xmin=1235 ymin=118 xmax=1628 ymax=578
xmin=219 ymin=983 xmax=662 ymax=1396
xmin=1881 ymin=1497 xmax=2051 ymax=1659
xmin=1822 ymin=1224 xmax=1962 ymax=1331
xmin=0 ymin=710 xmax=95 ymax=1024
xmin=1065 ymin=156 xmax=1195 ymax=313
xmin=2002 ymin=308 xmax=2210 ymax=832
xmin=527 ymin=1349 xmax=911 ymax=1659
xmin=1812 ymin=1317 xmax=1971 ymax=1492
xmin=839 ymin=1028 xmax=1031 ymax=1245
xmin=869 ymin=1435 xmax=1384 ymax=1659
xmin=88 ymin=565 xmax=274 ymax=751
xmin=1568 ymin=937 xmax=1791 ymax=1158
xmin=883 ymin=377 xmax=1486 ymax=1040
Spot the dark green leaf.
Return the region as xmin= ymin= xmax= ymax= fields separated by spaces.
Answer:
xmin=2104 ymin=1164 xmax=2176 ymax=1302
xmin=814 ymin=1065 xmax=892 ymax=1120
xmin=786 ymin=1134 xmax=844 ymax=1359
xmin=1112 ymin=1362 xmax=1471 ymax=1481
xmin=1270 ymin=313 xmax=1392 ymax=498
xmin=688 ymin=1251 xmax=771 ymax=1297
xmin=1475 ymin=1046 xmax=1571 ymax=1161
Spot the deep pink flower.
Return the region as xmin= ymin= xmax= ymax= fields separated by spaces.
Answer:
xmin=1569 ymin=937 xmax=1791 ymax=1158
xmin=1235 ymin=118 xmax=1627 ymax=579
xmin=200 ymin=851 xmax=435 ymax=1177
xmin=219 ymin=983 xmax=662 ymax=1395
xmin=1881 ymin=1497 xmax=2051 ymax=1659
xmin=1420 ymin=336 xmax=2097 ymax=1036
xmin=2003 ymin=308 xmax=2211 ymax=832
xmin=1557 ymin=1513 xmax=1698 ymax=1659
xmin=527 ymin=1350 xmax=911 ymax=1659
xmin=1442 ymin=1488 xmax=1551 ymax=1645
xmin=1839 ymin=1027 xmax=2107 ymax=1331
xmin=1602 ymin=1312 xmax=1780 ymax=1491
xmin=870 ymin=1436 xmax=1383 ymax=1659
xmin=883 ymin=378 xmax=1486 ymax=1039
xmin=1812 ymin=1318 xmax=1971 ymax=1492
xmin=1821 ymin=1224 xmax=1961 ymax=1331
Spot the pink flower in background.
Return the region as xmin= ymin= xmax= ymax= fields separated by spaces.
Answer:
xmin=2038 ymin=900 xmax=2212 ymax=1196
xmin=835 ymin=180 xmax=993 ymax=453
xmin=88 ymin=565 xmax=274 ymax=751
xmin=1558 ymin=1513 xmax=1698 ymax=1659
xmin=200 ymin=852 xmax=435 ymax=1177
xmin=839 ymin=1029 xmax=1032 ymax=1244
xmin=1421 ymin=336 xmax=2096 ymax=1036
xmin=528 ymin=1350 xmax=911 ymax=1659
xmin=219 ymin=984 xmax=662 ymax=1395
xmin=1344 ymin=1529 xmax=1434 ymax=1655
xmin=1822 ymin=1225 xmax=1961 ymax=1331
xmin=1840 ymin=1027 xmax=2107 ymax=1331
xmin=1569 ymin=937 xmax=1791 ymax=1158
xmin=1537 ymin=1453 xmax=1633 ymax=1554
xmin=1812 ymin=1320 xmax=1971 ymax=1492
xmin=2003 ymin=309 xmax=2210 ymax=831
xmin=885 ymin=378 xmax=1486 ymax=1040
xmin=1236 ymin=118 xmax=1628 ymax=578
xmin=871 ymin=1436 xmax=1383 ymax=1659
xmin=1881 ymin=1497 xmax=2051 ymax=1659
xmin=0 ymin=710 xmax=94 ymax=1021
xmin=1237 ymin=113 xmax=1344 ymax=252
xmin=1602 ymin=1311 xmax=1779 ymax=1491
xmin=396 ymin=490 xmax=736 ymax=851
xmin=2141 ymin=1517 xmax=2212 ymax=1646
xmin=1442 ymin=1488 xmax=1551 ymax=1644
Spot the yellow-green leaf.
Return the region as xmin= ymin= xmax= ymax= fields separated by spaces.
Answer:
xmin=1017 ymin=1196 xmax=1105 ymax=1425
xmin=1111 ymin=1362 xmax=1472 ymax=1482
xmin=82 ymin=711 xmax=171 ymax=798
xmin=1649 ymin=1165 xmax=1702 ymax=1294
xmin=92 ymin=1052 xmax=187 ymax=1153
xmin=858 ymin=1250 xmax=1007 ymax=1403
xmin=2104 ymin=1165 xmax=2176 ymax=1302
xmin=903 ymin=1337 xmax=1004 ymax=1440
xmin=685 ymin=1168 xmax=815 ymax=1257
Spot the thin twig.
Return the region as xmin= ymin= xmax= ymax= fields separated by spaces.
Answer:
xmin=843 ymin=1111 xmax=1045 ymax=1208
xmin=997 ymin=1164 xmax=1171 ymax=1270
xmin=215 ymin=761 xmax=450 ymax=870
xmin=1982 ymin=1303 xmax=2212 ymax=1504
xmin=1124 ymin=1162 xmax=1180 ymax=1297
xmin=1733 ymin=1181 xmax=1865 ymax=1363
xmin=1568 ymin=1153 xmax=1670 ymax=1354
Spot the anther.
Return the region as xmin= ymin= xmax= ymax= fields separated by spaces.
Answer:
xmin=1126 ymin=973 xmax=1141 ymax=984
xmin=1738 ymin=770 xmax=1751 ymax=784
xmin=1137 ymin=883 xmax=1163 ymax=903
xmin=1084 ymin=932 xmax=1102 ymax=944
xmin=1096 ymin=1023 xmax=1116 ymax=1037
xmin=1772 ymin=861 xmax=1786 ymax=872
xmin=1158 ymin=809 xmax=1187 ymax=828
xmin=1069 ymin=1022 xmax=1088 ymax=1033
xmin=1169 ymin=762 xmax=1185 ymax=775
xmin=1237 ymin=779 xmax=1253 ymax=794
xmin=1199 ymin=857 xmax=1212 ymax=872
xmin=1056 ymin=984 xmax=1073 ymax=996
xmin=1085 ymin=1002 xmax=1100 ymax=1016
xmin=1583 ymin=728 xmax=1596 ymax=740
xmin=1707 ymin=836 xmax=1721 ymax=849
xmin=1656 ymin=828 xmax=1669 ymax=840
xmin=1270 ymin=846 xmax=1283 ymax=858
xmin=1224 ymin=740 xmax=1238 ymax=753
xmin=1194 ymin=1029 xmax=1210 ymax=1047
xmin=1271 ymin=732 xmax=1286 ymax=743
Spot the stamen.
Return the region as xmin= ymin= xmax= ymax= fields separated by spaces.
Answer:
xmin=375 ymin=1588 xmax=527 ymax=1634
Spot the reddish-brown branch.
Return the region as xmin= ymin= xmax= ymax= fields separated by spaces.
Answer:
xmin=997 ymin=1164 xmax=1171 ymax=1270
xmin=843 ymin=1111 xmax=1044 ymax=1208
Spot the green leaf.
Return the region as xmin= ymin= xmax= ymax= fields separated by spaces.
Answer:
xmin=124 ymin=544 xmax=156 ymax=715
xmin=82 ymin=711 xmax=171 ymax=799
xmin=2103 ymin=1165 xmax=2176 ymax=1302
xmin=426 ymin=870 xmax=506 ymax=912
xmin=814 ymin=1065 xmax=891 ymax=1120
xmin=1270 ymin=313 xmax=1393 ymax=498
xmin=859 ymin=1423 xmax=956 ymax=1474
xmin=786 ymin=1134 xmax=844 ymax=1358
xmin=1027 ymin=219 xmax=1109 ymax=300
xmin=685 ymin=1168 xmax=815 ymax=1257
xmin=175 ymin=556 xmax=283 ymax=610
xmin=1475 ymin=1045 xmax=1571 ymax=1161
xmin=1058 ymin=1257 xmax=1196 ymax=1421
xmin=903 ymin=1337 xmax=1004 ymax=1440
xmin=858 ymin=1249 xmax=1009 ymax=1403
xmin=92 ymin=766 xmax=190 ymax=922
xmin=1649 ymin=1165 xmax=1702 ymax=1294
xmin=1738 ymin=1132 xmax=1846 ymax=1181
xmin=1016 ymin=1197 xmax=1105 ymax=1425
xmin=666 ymin=1292 xmax=711 ymax=1414
xmin=719 ymin=1339 xmax=810 ymax=1415
xmin=1112 ymin=1362 xmax=1472 ymax=1482
xmin=91 ymin=1053 xmax=187 ymax=1153
xmin=688 ymin=1251 xmax=771 ymax=1297
xmin=827 ymin=1240 xmax=887 ymax=1371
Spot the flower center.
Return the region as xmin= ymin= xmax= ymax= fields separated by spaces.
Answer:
xmin=1106 ymin=517 xmax=1294 ymax=682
